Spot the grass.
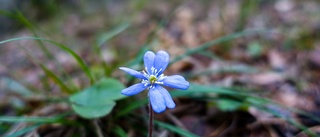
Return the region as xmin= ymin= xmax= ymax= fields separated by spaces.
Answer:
xmin=0 ymin=0 xmax=319 ymax=136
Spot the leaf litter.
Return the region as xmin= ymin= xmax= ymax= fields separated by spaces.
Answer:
xmin=1 ymin=0 xmax=320 ymax=136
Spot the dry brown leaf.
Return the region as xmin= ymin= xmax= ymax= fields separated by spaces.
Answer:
xmin=268 ymin=50 xmax=287 ymax=70
xmin=176 ymin=7 xmax=194 ymax=31
xmin=241 ymin=72 xmax=285 ymax=86
xmin=308 ymin=45 xmax=320 ymax=68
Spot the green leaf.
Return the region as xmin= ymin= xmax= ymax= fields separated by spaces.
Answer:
xmin=70 ymin=78 xmax=126 ymax=119
xmin=71 ymin=100 xmax=116 ymax=119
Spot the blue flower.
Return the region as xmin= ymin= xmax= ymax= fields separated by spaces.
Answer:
xmin=119 ymin=50 xmax=189 ymax=113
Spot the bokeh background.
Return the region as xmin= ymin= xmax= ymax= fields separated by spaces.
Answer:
xmin=1 ymin=0 xmax=320 ymax=137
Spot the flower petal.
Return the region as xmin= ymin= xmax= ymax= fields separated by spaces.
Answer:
xmin=149 ymin=86 xmax=166 ymax=113
xmin=144 ymin=51 xmax=155 ymax=74
xmin=157 ymin=85 xmax=175 ymax=108
xmin=153 ymin=51 xmax=169 ymax=76
xmin=119 ymin=67 xmax=146 ymax=79
xmin=121 ymin=83 xmax=147 ymax=96
xmin=162 ymin=75 xmax=189 ymax=90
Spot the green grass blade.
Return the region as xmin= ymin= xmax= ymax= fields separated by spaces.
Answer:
xmin=4 ymin=124 xmax=40 ymax=137
xmin=170 ymin=29 xmax=272 ymax=64
xmin=181 ymin=84 xmax=317 ymax=137
xmin=185 ymin=64 xmax=258 ymax=79
xmin=93 ymin=23 xmax=130 ymax=76
xmin=250 ymin=103 xmax=317 ymax=137
xmin=236 ymin=0 xmax=258 ymax=31
xmin=14 ymin=10 xmax=34 ymax=30
xmin=19 ymin=45 xmax=73 ymax=94
xmin=97 ymin=23 xmax=130 ymax=47
xmin=0 ymin=113 xmax=77 ymax=126
xmin=244 ymin=98 xmax=313 ymax=135
xmin=127 ymin=45 xmax=149 ymax=67
xmin=154 ymin=120 xmax=199 ymax=137
xmin=0 ymin=116 xmax=62 ymax=123
xmin=115 ymin=99 xmax=148 ymax=118
xmin=14 ymin=10 xmax=54 ymax=60
xmin=0 ymin=10 xmax=15 ymax=18
xmin=119 ymin=1 xmax=190 ymax=68
xmin=112 ymin=126 xmax=127 ymax=137
xmin=118 ymin=83 xmax=318 ymax=136
xmin=170 ymin=83 xmax=253 ymax=97
xmin=0 ymin=77 xmax=34 ymax=96
xmin=0 ymin=37 xmax=94 ymax=83
xmin=39 ymin=62 xmax=74 ymax=94
xmin=11 ymin=11 xmax=78 ymax=88
xmin=116 ymin=84 xmax=247 ymax=118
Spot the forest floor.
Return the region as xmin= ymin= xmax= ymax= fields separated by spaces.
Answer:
xmin=1 ymin=1 xmax=320 ymax=137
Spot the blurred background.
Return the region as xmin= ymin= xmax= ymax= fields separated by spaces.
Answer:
xmin=1 ymin=0 xmax=320 ymax=137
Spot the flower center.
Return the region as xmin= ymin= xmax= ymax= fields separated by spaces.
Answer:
xmin=149 ymin=75 xmax=157 ymax=84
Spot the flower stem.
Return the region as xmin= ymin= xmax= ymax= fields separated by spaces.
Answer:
xmin=148 ymin=103 xmax=154 ymax=137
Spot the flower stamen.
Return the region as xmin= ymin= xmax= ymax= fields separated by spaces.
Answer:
xmin=149 ymin=75 xmax=157 ymax=84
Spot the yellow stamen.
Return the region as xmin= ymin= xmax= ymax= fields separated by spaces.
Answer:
xmin=149 ymin=75 xmax=157 ymax=84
